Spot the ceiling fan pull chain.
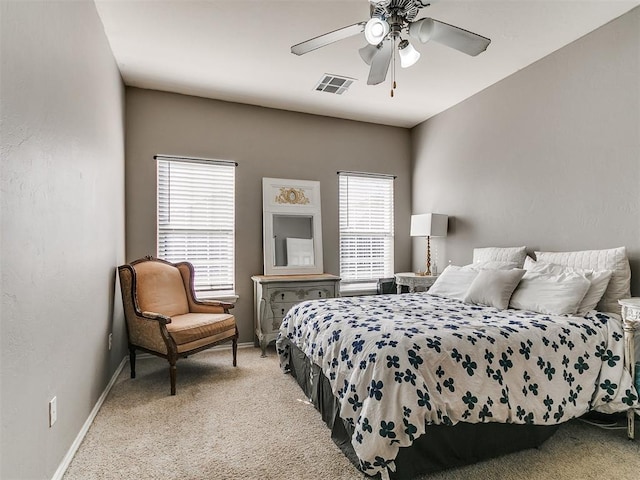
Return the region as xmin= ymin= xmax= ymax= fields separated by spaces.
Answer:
xmin=391 ymin=37 xmax=396 ymax=98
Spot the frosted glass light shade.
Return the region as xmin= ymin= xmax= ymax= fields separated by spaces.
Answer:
xmin=399 ymin=41 xmax=420 ymax=68
xmin=408 ymin=18 xmax=435 ymax=44
xmin=359 ymin=44 xmax=378 ymax=65
xmin=364 ymin=18 xmax=389 ymax=45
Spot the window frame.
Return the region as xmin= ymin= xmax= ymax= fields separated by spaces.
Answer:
xmin=338 ymin=171 xmax=395 ymax=295
xmin=155 ymin=155 xmax=237 ymax=300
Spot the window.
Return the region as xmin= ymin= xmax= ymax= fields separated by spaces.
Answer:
xmin=156 ymin=155 xmax=236 ymax=297
xmin=339 ymin=172 xmax=394 ymax=293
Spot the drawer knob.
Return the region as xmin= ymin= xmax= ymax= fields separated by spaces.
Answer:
xmin=281 ymin=308 xmax=285 ymax=315
xmin=281 ymin=293 xmax=285 ymax=300
xmin=319 ymin=291 xmax=323 ymax=297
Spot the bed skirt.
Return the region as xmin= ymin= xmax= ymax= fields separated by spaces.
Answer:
xmin=283 ymin=338 xmax=559 ymax=479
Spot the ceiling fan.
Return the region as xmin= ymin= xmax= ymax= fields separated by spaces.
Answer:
xmin=291 ymin=0 xmax=491 ymax=91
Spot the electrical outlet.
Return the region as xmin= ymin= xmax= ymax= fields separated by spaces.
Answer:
xmin=108 ymin=333 xmax=113 ymax=351
xmin=49 ymin=397 xmax=57 ymax=427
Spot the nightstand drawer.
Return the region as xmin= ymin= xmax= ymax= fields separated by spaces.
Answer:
xmin=270 ymin=283 xmax=336 ymax=303
xmin=269 ymin=302 xmax=298 ymax=318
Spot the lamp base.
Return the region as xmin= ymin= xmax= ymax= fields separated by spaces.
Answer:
xmin=424 ymin=235 xmax=432 ymax=276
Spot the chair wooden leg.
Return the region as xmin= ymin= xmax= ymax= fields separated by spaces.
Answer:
xmin=129 ymin=347 xmax=136 ymax=379
xmin=232 ymin=337 xmax=238 ymax=367
xmin=169 ymin=360 xmax=177 ymax=395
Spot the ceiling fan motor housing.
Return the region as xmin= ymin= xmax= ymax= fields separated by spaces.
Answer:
xmin=371 ymin=0 xmax=422 ymax=24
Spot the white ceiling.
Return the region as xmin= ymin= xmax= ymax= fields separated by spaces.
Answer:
xmin=95 ymin=0 xmax=640 ymax=128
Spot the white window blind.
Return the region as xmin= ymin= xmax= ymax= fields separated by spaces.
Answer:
xmin=157 ymin=156 xmax=235 ymax=296
xmin=339 ymin=173 xmax=394 ymax=287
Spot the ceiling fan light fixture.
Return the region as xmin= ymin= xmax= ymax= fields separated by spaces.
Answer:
xmin=358 ymin=44 xmax=379 ymax=65
xmin=408 ymin=17 xmax=434 ymax=44
xmin=364 ymin=17 xmax=389 ymax=45
xmin=398 ymin=39 xmax=420 ymax=68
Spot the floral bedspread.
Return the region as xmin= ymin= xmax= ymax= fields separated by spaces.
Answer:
xmin=276 ymin=293 xmax=638 ymax=478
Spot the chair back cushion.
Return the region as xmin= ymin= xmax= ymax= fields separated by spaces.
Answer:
xmin=134 ymin=261 xmax=189 ymax=317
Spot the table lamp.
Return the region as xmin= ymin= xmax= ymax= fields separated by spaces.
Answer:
xmin=410 ymin=213 xmax=448 ymax=276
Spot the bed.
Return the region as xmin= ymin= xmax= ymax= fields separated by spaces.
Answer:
xmin=276 ymin=247 xmax=638 ymax=479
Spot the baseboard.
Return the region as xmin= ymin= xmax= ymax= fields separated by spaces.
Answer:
xmin=51 ymin=356 xmax=127 ymax=480
xmin=210 ymin=341 xmax=255 ymax=350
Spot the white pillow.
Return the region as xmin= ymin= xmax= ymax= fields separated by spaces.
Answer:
xmin=509 ymin=271 xmax=591 ymax=315
xmin=523 ymin=256 xmax=536 ymax=269
xmin=473 ymin=246 xmax=527 ymax=268
xmin=464 ymin=269 xmax=525 ymax=310
xmin=524 ymin=257 xmax=612 ymax=315
xmin=427 ymin=265 xmax=478 ymax=301
xmin=535 ymin=247 xmax=630 ymax=314
xmin=462 ymin=260 xmax=519 ymax=271
xmin=578 ymin=270 xmax=614 ymax=314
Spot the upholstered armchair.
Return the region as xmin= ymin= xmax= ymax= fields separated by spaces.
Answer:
xmin=118 ymin=256 xmax=238 ymax=395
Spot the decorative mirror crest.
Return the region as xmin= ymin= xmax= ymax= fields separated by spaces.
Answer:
xmin=275 ymin=187 xmax=310 ymax=205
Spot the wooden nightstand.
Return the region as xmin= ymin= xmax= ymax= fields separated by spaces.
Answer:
xmin=619 ymin=298 xmax=640 ymax=439
xmin=394 ymin=272 xmax=438 ymax=294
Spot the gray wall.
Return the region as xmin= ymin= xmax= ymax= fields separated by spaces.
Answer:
xmin=0 ymin=1 xmax=126 ymax=478
xmin=125 ymin=88 xmax=412 ymax=343
xmin=411 ymin=7 xmax=640 ymax=295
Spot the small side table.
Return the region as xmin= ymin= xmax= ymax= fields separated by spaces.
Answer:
xmin=394 ymin=272 xmax=438 ymax=294
xmin=619 ymin=298 xmax=640 ymax=440
xmin=252 ymin=274 xmax=340 ymax=357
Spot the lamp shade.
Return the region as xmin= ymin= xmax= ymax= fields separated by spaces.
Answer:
xmin=359 ymin=44 xmax=379 ymax=65
xmin=410 ymin=213 xmax=448 ymax=237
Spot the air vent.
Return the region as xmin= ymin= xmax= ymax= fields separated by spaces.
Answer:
xmin=315 ymin=74 xmax=355 ymax=95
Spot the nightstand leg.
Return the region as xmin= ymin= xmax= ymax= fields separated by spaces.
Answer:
xmin=624 ymin=319 xmax=635 ymax=439
xmin=620 ymin=300 xmax=640 ymax=440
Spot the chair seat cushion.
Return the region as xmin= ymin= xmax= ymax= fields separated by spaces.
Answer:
xmin=167 ymin=313 xmax=236 ymax=345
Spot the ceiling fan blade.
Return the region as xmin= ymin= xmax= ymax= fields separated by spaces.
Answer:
xmin=291 ymin=22 xmax=366 ymax=56
xmin=408 ymin=18 xmax=490 ymax=56
xmin=367 ymin=39 xmax=392 ymax=85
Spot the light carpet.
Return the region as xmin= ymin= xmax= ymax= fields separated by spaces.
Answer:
xmin=63 ymin=346 xmax=640 ymax=480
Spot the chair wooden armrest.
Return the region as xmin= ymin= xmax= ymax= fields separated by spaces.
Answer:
xmin=141 ymin=311 xmax=172 ymax=325
xmin=195 ymin=299 xmax=235 ymax=311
